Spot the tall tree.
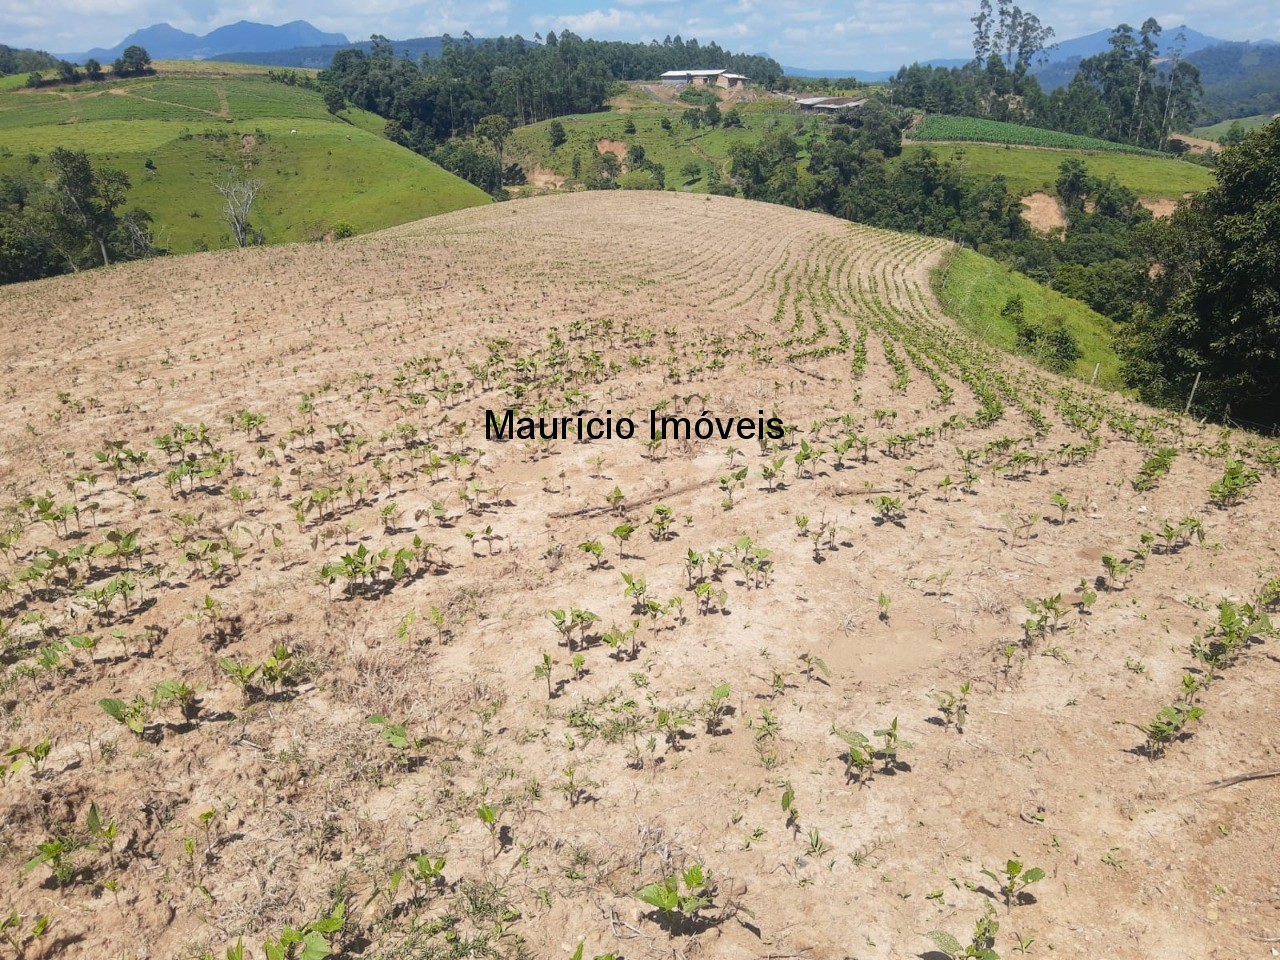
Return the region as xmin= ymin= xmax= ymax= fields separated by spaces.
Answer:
xmin=971 ymin=0 xmax=995 ymax=64
xmin=475 ymin=115 xmax=513 ymax=193
xmin=113 ymin=45 xmax=151 ymax=77
xmin=44 ymin=147 xmax=129 ymax=266
xmin=1118 ymin=120 xmax=1280 ymax=427
xmin=213 ymin=169 xmax=263 ymax=248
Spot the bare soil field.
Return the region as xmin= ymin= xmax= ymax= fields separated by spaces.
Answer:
xmin=1137 ymin=197 xmax=1180 ymax=218
xmin=1019 ymin=192 xmax=1066 ymax=233
xmin=1169 ymin=134 xmax=1219 ymax=155
xmin=1 ymin=192 xmax=1278 ymax=960
xmin=595 ymin=139 xmax=627 ymax=160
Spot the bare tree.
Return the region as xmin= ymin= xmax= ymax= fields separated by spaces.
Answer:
xmin=121 ymin=209 xmax=156 ymax=258
xmin=213 ymin=169 xmax=263 ymax=248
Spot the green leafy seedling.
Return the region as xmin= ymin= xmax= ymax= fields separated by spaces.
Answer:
xmin=928 ymin=902 xmax=1000 ymax=959
xmin=99 ymin=696 xmax=149 ymax=736
xmin=980 ymin=859 xmax=1045 ymax=910
xmin=832 ymin=725 xmax=875 ymax=784
xmin=634 ymin=863 xmax=714 ymax=931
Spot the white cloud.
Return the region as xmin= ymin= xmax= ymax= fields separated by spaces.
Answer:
xmin=536 ymin=7 xmax=667 ymax=37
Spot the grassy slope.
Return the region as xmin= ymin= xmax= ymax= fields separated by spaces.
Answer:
xmin=1191 ymin=113 xmax=1276 ymax=139
xmin=911 ymin=115 xmax=1166 ymax=155
xmin=0 ymin=61 xmax=489 ymax=252
xmin=901 ymin=142 xmax=1214 ymax=199
xmin=933 ymin=247 xmax=1123 ymax=390
xmin=506 ymin=88 xmax=1213 ymax=203
xmin=507 ymin=89 xmax=796 ymax=192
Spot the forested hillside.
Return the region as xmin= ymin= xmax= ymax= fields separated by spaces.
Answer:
xmin=319 ymin=32 xmax=781 ymax=196
xmin=1191 ymin=42 xmax=1280 ymax=123
xmin=892 ymin=18 xmax=1202 ymax=152
xmin=0 ymin=44 xmax=60 ymax=76
xmin=322 ymin=32 xmax=780 ymax=134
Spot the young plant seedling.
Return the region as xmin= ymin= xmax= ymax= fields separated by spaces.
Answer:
xmin=86 ymin=802 xmax=119 ymax=861
xmin=476 ymin=803 xmax=500 ymax=855
xmin=99 ymin=696 xmax=150 ymax=737
xmin=534 ymin=653 xmax=555 ymax=698
xmin=873 ymin=717 xmax=911 ymax=771
xmin=219 ymin=658 xmax=259 ymax=703
xmin=22 ymin=837 xmax=81 ymax=887
xmin=634 ymin=863 xmax=715 ymax=933
xmin=1137 ymin=702 xmax=1205 ymax=757
xmin=0 ymin=910 xmax=50 ymax=955
xmin=832 ymin=725 xmax=875 ymax=785
xmin=928 ymin=902 xmax=1000 ymax=960
xmin=610 ymin=522 xmax=637 ymax=558
xmin=153 ymin=679 xmax=200 ymax=725
xmin=1101 ymin=553 xmax=1133 ymax=591
xmin=259 ymin=902 xmax=345 ymax=960
xmin=2 ymin=739 xmax=52 ymax=780
xmin=871 ymin=495 xmax=905 ymax=525
xmin=365 ymin=714 xmax=430 ymax=753
xmin=980 ymin=859 xmax=1045 ymax=910
xmin=1208 ymin=459 xmax=1261 ymax=507
xmin=408 ymin=854 xmax=447 ymax=895
xmin=1075 ymin=578 xmax=1098 ymax=613
xmin=1049 ymin=492 xmax=1070 ymax=524
xmin=578 ymin=539 xmax=605 ymax=570
xmin=703 ymin=683 xmax=731 ymax=734
xmin=798 ymin=652 xmax=830 ymax=683
xmin=935 ymin=682 xmax=971 ymax=733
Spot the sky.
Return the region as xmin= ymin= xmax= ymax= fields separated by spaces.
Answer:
xmin=2 ymin=0 xmax=1277 ymax=69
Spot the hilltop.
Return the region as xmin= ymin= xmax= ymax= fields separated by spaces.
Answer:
xmin=0 ymin=192 xmax=1275 ymax=960
xmin=509 ymin=86 xmax=1212 ymax=216
xmin=0 ymin=61 xmax=490 ymax=253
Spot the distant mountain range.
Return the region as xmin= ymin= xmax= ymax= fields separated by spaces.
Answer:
xmin=59 ymin=20 xmax=348 ymax=63
xmin=783 ymin=24 xmax=1242 ymax=82
xmin=209 ymin=37 xmax=451 ymax=70
xmin=1031 ymin=25 xmax=1239 ymax=90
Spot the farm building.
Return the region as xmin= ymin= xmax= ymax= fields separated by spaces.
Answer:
xmin=795 ymin=96 xmax=869 ymax=112
xmin=659 ymin=69 xmax=750 ymax=88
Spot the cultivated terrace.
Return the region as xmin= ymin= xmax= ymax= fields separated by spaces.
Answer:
xmin=0 ymin=192 xmax=1276 ymax=960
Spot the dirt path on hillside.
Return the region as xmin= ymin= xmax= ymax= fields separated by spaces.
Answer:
xmin=106 ymin=86 xmax=222 ymax=118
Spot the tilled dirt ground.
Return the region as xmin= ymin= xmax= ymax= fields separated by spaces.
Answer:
xmin=0 ymin=192 xmax=1277 ymax=960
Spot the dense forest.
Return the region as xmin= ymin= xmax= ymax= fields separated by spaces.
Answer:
xmin=1192 ymin=42 xmax=1280 ymax=123
xmin=0 ymin=148 xmax=157 ymax=284
xmin=1119 ymin=120 xmax=1280 ymax=428
xmin=321 ymin=32 xmax=781 ymax=136
xmin=0 ymin=44 xmax=60 ymax=77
